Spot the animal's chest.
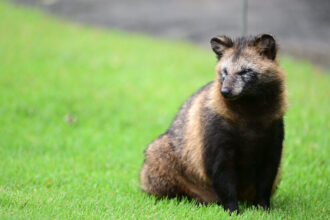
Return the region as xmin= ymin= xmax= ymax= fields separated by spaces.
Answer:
xmin=232 ymin=127 xmax=272 ymax=201
xmin=234 ymin=126 xmax=270 ymax=166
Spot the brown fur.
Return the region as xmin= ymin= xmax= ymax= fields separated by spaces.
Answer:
xmin=140 ymin=90 xmax=218 ymax=203
xmin=182 ymin=89 xmax=209 ymax=184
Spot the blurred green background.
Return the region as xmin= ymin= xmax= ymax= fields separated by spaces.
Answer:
xmin=0 ymin=1 xmax=329 ymax=219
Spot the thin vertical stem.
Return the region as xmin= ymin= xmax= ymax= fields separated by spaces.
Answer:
xmin=241 ymin=0 xmax=248 ymax=36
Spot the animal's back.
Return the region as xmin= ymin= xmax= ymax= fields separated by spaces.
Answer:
xmin=140 ymin=82 xmax=218 ymax=202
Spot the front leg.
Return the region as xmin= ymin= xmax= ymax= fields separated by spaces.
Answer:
xmin=255 ymin=162 xmax=278 ymax=209
xmin=201 ymin=109 xmax=240 ymax=213
xmin=255 ymin=119 xmax=284 ymax=209
xmin=209 ymin=148 xmax=239 ymax=213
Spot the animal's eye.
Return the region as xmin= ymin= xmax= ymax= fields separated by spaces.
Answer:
xmin=237 ymin=68 xmax=253 ymax=75
xmin=221 ymin=68 xmax=228 ymax=75
xmin=220 ymin=68 xmax=227 ymax=83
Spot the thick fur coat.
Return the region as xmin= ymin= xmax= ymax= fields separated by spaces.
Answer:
xmin=139 ymin=34 xmax=287 ymax=213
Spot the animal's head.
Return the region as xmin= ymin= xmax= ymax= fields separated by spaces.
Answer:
xmin=210 ymin=34 xmax=285 ymax=100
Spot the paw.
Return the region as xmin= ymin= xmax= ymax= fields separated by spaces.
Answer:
xmin=254 ymin=200 xmax=270 ymax=210
xmin=223 ymin=202 xmax=240 ymax=215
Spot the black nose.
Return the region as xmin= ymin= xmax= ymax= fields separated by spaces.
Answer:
xmin=221 ymin=88 xmax=232 ymax=98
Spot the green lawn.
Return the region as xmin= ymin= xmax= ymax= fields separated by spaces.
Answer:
xmin=0 ymin=1 xmax=329 ymax=219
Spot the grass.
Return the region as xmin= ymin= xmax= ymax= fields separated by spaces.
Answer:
xmin=0 ymin=1 xmax=329 ymax=219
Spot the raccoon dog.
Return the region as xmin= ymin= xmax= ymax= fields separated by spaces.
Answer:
xmin=139 ymin=34 xmax=287 ymax=213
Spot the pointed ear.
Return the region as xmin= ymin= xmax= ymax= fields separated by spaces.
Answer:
xmin=210 ymin=36 xmax=233 ymax=59
xmin=254 ymin=34 xmax=277 ymax=60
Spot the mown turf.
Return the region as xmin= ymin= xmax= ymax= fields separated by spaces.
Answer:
xmin=0 ymin=1 xmax=329 ymax=219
